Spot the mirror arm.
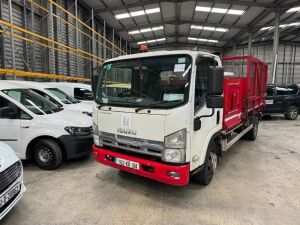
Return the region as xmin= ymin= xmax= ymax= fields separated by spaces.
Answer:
xmin=196 ymin=108 xmax=215 ymax=121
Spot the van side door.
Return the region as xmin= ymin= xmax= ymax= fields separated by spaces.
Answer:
xmin=0 ymin=95 xmax=22 ymax=157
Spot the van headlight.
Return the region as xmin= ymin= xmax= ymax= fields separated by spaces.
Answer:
xmin=92 ymin=122 xmax=102 ymax=147
xmin=163 ymin=129 xmax=186 ymax=163
xmin=64 ymin=126 xmax=92 ymax=136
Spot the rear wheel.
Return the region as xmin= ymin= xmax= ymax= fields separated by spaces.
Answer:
xmin=194 ymin=142 xmax=218 ymax=185
xmin=244 ymin=116 xmax=259 ymax=141
xmin=285 ymin=106 xmax=298 ymax=120
xmin=34 ymin=139 xmax=63 ymax=170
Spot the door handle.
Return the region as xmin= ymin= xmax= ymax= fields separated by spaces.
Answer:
xmin=21 ymin=126 xmax=30 ymax=129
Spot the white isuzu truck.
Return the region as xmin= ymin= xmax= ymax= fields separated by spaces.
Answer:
xmin=92 ymin=50 xmax=268 ymax=186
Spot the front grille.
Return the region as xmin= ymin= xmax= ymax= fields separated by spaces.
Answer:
xmin=101 ymin=132 xmax=164 ymax=157
xmin=0 ymin=162 xmax=22 ymax=194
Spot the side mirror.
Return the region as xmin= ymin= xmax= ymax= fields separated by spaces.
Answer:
xmin=2 ymin=107 xmax=18 ymax=119
xmin=91 ymin=75 xmax=99 ymax=96
xmin=207 ymin=96 xmax=224 ymax=108
xmin=208 ymin=66 xmax=224 ymax=96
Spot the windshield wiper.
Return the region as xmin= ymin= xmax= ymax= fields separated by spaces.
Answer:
xmin=135 ymin=100 xmax=183 ymax=113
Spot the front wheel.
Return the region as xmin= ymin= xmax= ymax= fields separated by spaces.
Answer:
xmin=193 ymin=145 xmax=218 ymax=185
xmin=34 ymin=139 xmax=63 ymax=170
xmin=285 ymin=106 xmax=298 ymax=120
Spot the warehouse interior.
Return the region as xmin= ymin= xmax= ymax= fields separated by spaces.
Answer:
xmin=0 ymin=0 xmax=300 ymax=225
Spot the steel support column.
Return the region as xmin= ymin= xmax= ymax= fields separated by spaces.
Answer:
xmin=8 ymin=0 xmax=16 ymax=79
xmin=271 ymin=9 xmax=280 ymax=84
xmin=30 ymin=0 xmax=35 ymax=73
xmin=103 ymin=20 xmax=106 ymax=59
xmin=0 ymin=0 xmax=5 ymax=73
xmin=91 ymin=9 xmax=96 ymax=77
xmin=75 ymin=0 xmax=79 ymax=78
xmin=112 ymin=29 xmax=115 ymax=58
xmin=48 ymin=1 xmax=55 ymax=76
xmin=248 ymin=32 xmax=252 ymax=56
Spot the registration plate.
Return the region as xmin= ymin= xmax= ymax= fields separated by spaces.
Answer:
xmin=0 ymin=183 xmax=20 ymax=208
xmin=115 ymin=157 xmax=139 ymax=170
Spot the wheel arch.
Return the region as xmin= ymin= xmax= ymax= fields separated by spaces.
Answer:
xmin=26 ymin=136 xmax=66 ymax=161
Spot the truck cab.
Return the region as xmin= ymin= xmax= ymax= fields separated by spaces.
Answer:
xmin=92 ymin=51 xmax=267 ymax=186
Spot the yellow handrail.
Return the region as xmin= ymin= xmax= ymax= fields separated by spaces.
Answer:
xmin=0 ymin=20 xmax=105 ymax=63
xmin=0 ymin=68 xmax=91 ymax=82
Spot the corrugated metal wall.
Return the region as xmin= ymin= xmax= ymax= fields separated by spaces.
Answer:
xmin=224 ymin=44 xmax=300 ymax=84
xmin=0 ymin=0 xmax=128 ymax=80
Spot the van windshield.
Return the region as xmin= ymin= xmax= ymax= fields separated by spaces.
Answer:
xmin=2 ymin=89 xmax=63 ymax=115
xmin=96 ymin=54 xmax=192 ymax=109
xmin=46 ymin=88 xmax=79 ymax=104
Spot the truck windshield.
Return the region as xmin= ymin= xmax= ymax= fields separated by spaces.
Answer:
xmin=96 ymin=55 xmax=192 ymax=109
xmin=2 ymin=89 xmax=63 ymax=115
xmin=46 ymin=88 xmax=79 ymax=104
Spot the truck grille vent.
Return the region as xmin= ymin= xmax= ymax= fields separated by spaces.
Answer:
xmin=0 ymin=162 xmax=22 ymax=194
xmin=101 ymin=132 xmax=164 ymax=157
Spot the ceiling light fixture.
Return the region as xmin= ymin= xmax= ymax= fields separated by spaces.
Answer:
xmin=137 ymin=38 xmax=166 ymax=45
xmin=286 ymin=6 xmax=300 ymax=13
xmin=188 ymin=37 xmax=218 ymax=43
xmin=195 ymin=6 xmax=245 ymax=15
xmin=129 ymin=26 xmax=164 ymax=35
xmin=115 ymin=7 xmax=160 ymax=20
xmin=191 ymin=25 xmax=228 ymax=32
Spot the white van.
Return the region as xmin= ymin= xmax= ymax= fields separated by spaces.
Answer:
xmin=44 ymin=82 xmax=93 ymax=103
xmin=6 ymin=81 xmax=92 ymax=116
xmin=0 ymin=142 xmax=26 ymax=220
xmin=0 ymin=82 xmax=93 ymax=170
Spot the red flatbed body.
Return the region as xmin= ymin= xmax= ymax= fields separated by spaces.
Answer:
xmin=222 ymin=56 xmax=268 ymax=131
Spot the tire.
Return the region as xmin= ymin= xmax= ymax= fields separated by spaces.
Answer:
xmin=34 ymin=139 xmax=63 ymax=170
xmin=194 ymin=142 xmax=218 ymax=185
xmin=285 ymin=106 xmax=298 ymax=120
xmin=244 ymin=116 xmax=259 ymax=141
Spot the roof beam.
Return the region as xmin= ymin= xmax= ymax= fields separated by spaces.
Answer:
xmin=117 ymin=19 xmax=249 ymax=32
xmin=94 ymin=0 xmax=298 ymax=14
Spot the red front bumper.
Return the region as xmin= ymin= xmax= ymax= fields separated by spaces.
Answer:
xmin=92 ymin=146 xmax=190 ymax=186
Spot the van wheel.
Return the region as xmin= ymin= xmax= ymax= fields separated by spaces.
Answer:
xmin=34 ymin=139 xmax=62 ymax=170
xmin=244 ymin=116 xmax=259 ymax=141
xmin=194 ymin=144 xmax=217 ymax=185
xmin=285 ymin=106 xmax=298 ymax=120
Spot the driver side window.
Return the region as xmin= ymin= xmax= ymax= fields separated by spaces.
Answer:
xmin=194 ymin=57 xmax=217 ymax=112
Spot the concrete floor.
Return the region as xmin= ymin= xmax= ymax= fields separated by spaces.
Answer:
xmin=2 ymin=116 xmax=300 ymax=225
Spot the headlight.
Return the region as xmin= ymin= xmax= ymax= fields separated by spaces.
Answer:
xmin=162 ymin=148 xmax=185 ymax=163
xmin=64 ymin=126 xmax=92 ymax=136
xmin=163 ymin=129 xmax=186 ymax=163
xmin=164 ymin=129 xmax=186 ymax=149
xmin=92 ymin=122 xmax=102 ymax=147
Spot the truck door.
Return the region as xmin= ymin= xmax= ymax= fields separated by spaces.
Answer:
xmin=191 ymin=57 xmax=221 ymax=171
xmin=0 ymin=95 xmax=22 ymax=157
